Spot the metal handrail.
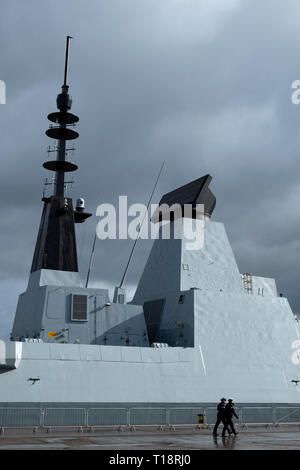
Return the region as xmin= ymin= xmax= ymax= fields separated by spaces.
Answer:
xmin=0 ymin=406 xmax=299 ymax=428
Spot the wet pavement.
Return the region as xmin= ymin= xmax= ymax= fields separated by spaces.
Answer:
xmin=0 ymin=424 xmax=300 ymax=450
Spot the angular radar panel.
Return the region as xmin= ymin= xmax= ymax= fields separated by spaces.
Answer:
xmin=151 ymin=174 xmax=216 ymax=223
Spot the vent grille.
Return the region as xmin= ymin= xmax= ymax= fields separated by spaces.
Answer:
xmin=72 ymin=294 xmax=88 ymax=321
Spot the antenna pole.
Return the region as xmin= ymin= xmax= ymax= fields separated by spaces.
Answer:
xmin=56 ymin=35 xmax=74 ymax=197
xmin=85 ymin=231 xmax=97 ymax=288
xmin=85 ymin=161 xmax=165 ymax=289
xmin=64 ymin=36 xmax=73 ymax=86
xmin=119 ymin=160 xmax=165 ymax=288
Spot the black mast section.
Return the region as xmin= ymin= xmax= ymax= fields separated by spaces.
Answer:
xmin=31 ymin=36 xmax=91 ymax=274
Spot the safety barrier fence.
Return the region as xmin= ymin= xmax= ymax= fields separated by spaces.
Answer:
xmin=0 ymin=406 xmax=300 ymax=428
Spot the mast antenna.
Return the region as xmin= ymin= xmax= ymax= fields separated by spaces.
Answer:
xmin=64 ymin=36 xmax=73 ymax=86
xmin=85 ymin=229 xmax=97 ymax=288
xmin=44 ymin=35 xmax=79 ymax=198
xmin=85 ymin=161 xmax=165 ymax=289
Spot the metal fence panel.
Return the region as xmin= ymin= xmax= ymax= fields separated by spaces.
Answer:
xmin=44 ymin=408 xmax=86 ymax=426
xmin=130 ymin=408 xmax=166 ymax=425
xmin=203 ymin=407 xmax=217 ymax=424
xmin=241 ymin=407 xmax=273 ymax=423
xmin=275 ymin=407 xmax=300 ymax=423
xmin=0 ymin=408 xmax=41 ymax=427
xmin=88 ymin=408 xmax=128 ymax=426
xmin=169 ymin=408 xmax=202 ymax=424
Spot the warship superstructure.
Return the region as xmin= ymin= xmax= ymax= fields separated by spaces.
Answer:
xmin=1 ymin=39 xmax=300 ymax=428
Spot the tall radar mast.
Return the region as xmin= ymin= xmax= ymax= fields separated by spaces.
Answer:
xmin=30 ymin=36 xmax=91 ymax=274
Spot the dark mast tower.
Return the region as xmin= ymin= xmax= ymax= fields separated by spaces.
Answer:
xmin=31 ymin=36 xmax=91 ymax=273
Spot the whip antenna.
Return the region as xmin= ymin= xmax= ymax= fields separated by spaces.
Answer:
xmin=86 ymin=161 xmax=165 ymax=291
xmin=119 ymin=160 xmax=165 ymax=289
xmin=64 ymin=36 xmax=73 ymax=86
xmin=85 ymin=229 xmax=97 ymax=288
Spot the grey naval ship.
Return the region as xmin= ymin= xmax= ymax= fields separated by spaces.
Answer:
xmin=1 ymin=38 xmax=300 ymax=429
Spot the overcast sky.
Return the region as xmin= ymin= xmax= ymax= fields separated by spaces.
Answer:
xmin=1 ymin=0 xmax=300 ymax=339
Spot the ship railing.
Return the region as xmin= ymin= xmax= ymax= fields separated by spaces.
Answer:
xmin=0 ymin=406 xmax=300 ymax=430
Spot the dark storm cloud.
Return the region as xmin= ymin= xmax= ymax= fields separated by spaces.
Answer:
xmin=1 ymin=0 xmax=300 ymax=338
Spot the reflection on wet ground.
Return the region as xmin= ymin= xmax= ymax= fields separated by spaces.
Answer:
xmin=213 ymin=434 xmax=237 ymax=449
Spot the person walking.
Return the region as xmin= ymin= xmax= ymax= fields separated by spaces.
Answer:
xmin=213 ymin=398 xmax=227 ymax=435
xmin=222 ymin=398 xmax=238 ymax=436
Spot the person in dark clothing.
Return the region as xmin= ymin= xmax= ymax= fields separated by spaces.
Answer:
xmin=213 ymin=398 xmax=227 ymax=435
xmin=222 ymin=398 xmax=238 ymax=436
